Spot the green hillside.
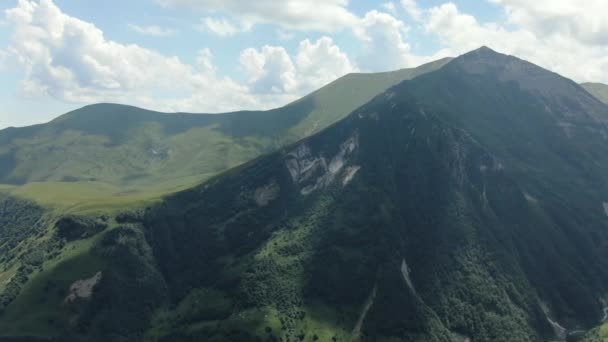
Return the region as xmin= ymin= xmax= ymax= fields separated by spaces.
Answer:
xmin=0 ymin=57 xmax=451 ymax=341
xmin=0 ymin=57 xmax=451 ymax=209
xmin=582 ymin=82 xmax=608 ymax=105
xmin=2 ymin=47 xmax=608 ymax=342
xmin=582 ymin=322 xmax=608 ymax=341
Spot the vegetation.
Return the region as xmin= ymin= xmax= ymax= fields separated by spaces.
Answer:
xmin=0 ymin=58 xmax=450 ymax=196
xmin=1 ymin=47 xmax=608 ymax=342
xmin=582 ymin=322 xmax=608 ymax=341
xmin=55 ymin=216 xmax=107 ymax=241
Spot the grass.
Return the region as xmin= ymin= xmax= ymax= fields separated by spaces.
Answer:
xmin=0 ymin=234 xmax=106 ymax=336
xmin=286 ymin=57 xmax=453 ymax=140
xmin=0 ymin=58 xmax=450 ymax=194
xmin=0 ymin=168 xmax=190 ymax=339
xmin=0 ymin=195 xmax=133 ymax=334
xmin=1 ymin=176 xmax=204 ymax=215
xmin=145 ymin=304 xmax=352 ymax=342
xmin=0 ymin=184 xmax=16 ymax=192
xmin=582 ymin=322 xmax=608 ymax=342
xmin=599 ymin=323 xmax=608 ymax=341
xmin=0 ymin=264 xmax=18 ymax=293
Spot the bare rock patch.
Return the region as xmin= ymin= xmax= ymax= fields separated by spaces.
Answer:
xmin=254 ymin=180 xmax=280 ymax=207
xmin=65 ymin=271 xmax=102 ymax=303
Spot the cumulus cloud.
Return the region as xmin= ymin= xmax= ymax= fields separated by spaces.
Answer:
xmin=158 ymin=0 xmax=358 ymax=32
xmin=401 ymin=0 xmax=422 ymax=21
xmin=128 ymin=24 xmax=176 ymax=37
xmin=196 ymin=48 xmax=216 ymax=75
xmin=3 ymin=0 xmax=270 ymax=111
xmin=296 ymin=37 xmax=357 ymax=93
xmin=381 ymin=2 xmax=398 ymax=15
xmin=240 ymin=46 xmax=297 ymax=94
xmin=3 ymin=0 xmax=361 ymax=115
xmin=355 ymin=10 xmax=411 ymax=71
xmin=197 ymin=17 xmax=251 ymax=37
xmin=425 ymin=3 xmax=531 ymax=54
xmin=354 ymin=10 xmax=436 ymax=72
xmin=491 ymin=0 xmax=608 ymax=45
xmin=276 ymin=30 xmax=295 ymax=41
xmin=240 ymin=37 xmax=356 ymax=95
xmin=0 ymin=49 xmax=7 ymax=70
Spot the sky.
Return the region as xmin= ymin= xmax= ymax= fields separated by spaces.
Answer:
xmin=0 ymin=0 xmax=607 ymax=129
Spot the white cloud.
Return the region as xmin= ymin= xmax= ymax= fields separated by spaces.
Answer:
xmin=240 ymin=37 xmax=356 ymax=95
xmin=401 ymin=0 xmax=422 ymax=21
xmin=354 ymin=10 xmax=434 ymax=72
xmin=0 ymin=49 xmax=7 ymax=70
xmin=158 ymin=0 xmax=358 ymax=32
xmin=355 ymin=10 xmax=409 ymax=71
xmin=425 ymin=3 xmax=530 ymax=54
xmin=240 ymin=45 xmax=297 ymax=94
xmin=196 ymin=48 xmax=216 ymax=75
xmin=296 ymin=37 xmax=356 ymax=93
xmin=3 ymin=0 xmax=362 ymax=117
xmin=276 ymin=29 xmax=295 ymax=41
xmin=128 ymin=24 xmax=176 ymax=37
xmin=381 ymin=2 xmax=397 ymax=15
xmin=197 ymin=17 xmax=251 ymax=37
xmin=3 ymin=0 xmax=271 ymax=112
xmin=491 ymin=0 xmax=608 ymax=45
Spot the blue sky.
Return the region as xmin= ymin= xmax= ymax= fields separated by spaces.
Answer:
xmin=0 ymin=0 xmax=606 ymax=128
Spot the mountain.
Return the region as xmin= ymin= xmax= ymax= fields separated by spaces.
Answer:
xmin=2 ymin=47 xmax=608 ymax=342
xmin=582 ymin=82 xmax=608 ymax=105
xmin=0 ymin=58 xmax=451 ymax=195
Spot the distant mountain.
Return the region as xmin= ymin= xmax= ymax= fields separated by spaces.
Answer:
xmin=3 ymin=47 xmax=608 ymax=342
xmin=582 ymin=82 xmax=608 ymax=104
xmin=0 ymin=57 xmax=451 ymax=191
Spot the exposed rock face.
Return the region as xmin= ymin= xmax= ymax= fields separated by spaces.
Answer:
xmin=65 ymin=271 xmax=102 ymax=303
xmin=254 ymin=180 xmax=280 ymax=207
xmin=285 ymin=134 xmax=359 ymax=195
xmin=342 ymin=165 xmax=361 ymax=186
xmin=400 ymin=258 xmax=416 ymax=296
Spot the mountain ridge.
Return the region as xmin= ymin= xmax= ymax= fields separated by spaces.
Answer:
xmin=0 ymin=58 xmax=452 ymax=198
xmin=582 ymin=82 xmax=608 ymax=105
xmin=1 ymin=47 xmax=608 ymax=341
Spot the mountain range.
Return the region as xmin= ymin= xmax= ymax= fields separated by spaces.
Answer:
xmin=1 ymin=47 xmax=608 ymax=341
xmin=0 ymin=58 xmax=450 ymax=198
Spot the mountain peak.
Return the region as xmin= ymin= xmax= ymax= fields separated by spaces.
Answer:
xmin=448 ymin=46 xmax=527 ymax=79
xmin=472 ymin=45 xmax=498 ymax=54
xmin=459 ymin=45 xmax=504 ymax=60
xmin=456 ymin=45 xmax=510 ymax=64
xmin=446 ymin=46 xmax=596 ymax=101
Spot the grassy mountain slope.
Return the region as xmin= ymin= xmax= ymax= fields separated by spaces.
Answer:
xmin=582 ymin=323 xmax=608 ymax=341
xmin=0 ymin=58 xmax=451 ymax=197
xmin=582 ymin=82 xmax=608 ymax=105
xmin=0 ymin=60 xmax=451 ymax=335
xmin=3 ymin=48 xmax=608 ymax=342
